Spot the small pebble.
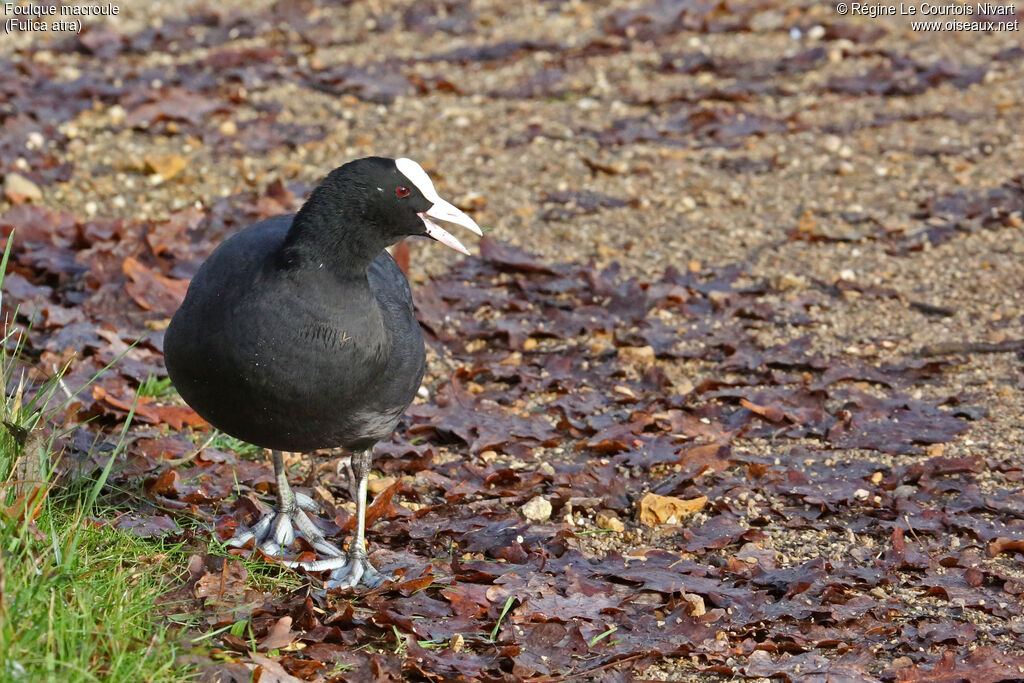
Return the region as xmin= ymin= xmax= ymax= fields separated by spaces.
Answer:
xmin=773 ymin=272 xmax=805 ymax=291
xmin=3 ymin=173 xmax=42 ymax=202
xmin=682 ymin=593 xmax=706 ymax=617
xmin=617 ymin=345 xmax=656 ymax=367
xmin=367 ymin=475 xmax=397 ymax=495
xmin=107 ymin=105 xmax=126 ymax=126
xmin=595 ymin=510 xmax=625 ymax=532
xmin=893 ymin=485 xmax=917 ymax=499
xmin=521 ymin=496 xmax=552 ymax=522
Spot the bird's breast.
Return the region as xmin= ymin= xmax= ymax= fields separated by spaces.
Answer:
xmin=299 ymin=321 xmax=353 ymax=351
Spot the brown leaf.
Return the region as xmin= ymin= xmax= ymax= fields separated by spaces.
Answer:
xmin=343 ymin=478 xmax=401 ymax=532
xmin=248 ymin=653 xmax=304 ymax=683
xmin=988 ymin=538 xmax=1024 ymax=557
xmin=114 ymin=514 xmax=181 ymax=538
xmin=194 ymin=559 xmax=249 ymax=604
xmin=122 ymin=257 xmax=189 ymax=317
xmin=148 ymin=468 xmax=180 ymax=497
xmin=259 ymin=616 xmax=297 ymax=652
xmin=91 ymin=385 xmax=162 ymax=423
xmin=143 ymin=153 xmax=189 ymax=180
xmin=125 ymin=88 xmax=229 ymax=128
xmin=155 ymin=405 xmax=206 ymax=430
xmin=637 ymin=493 xmax=707 ymax=526
xmin=739 ymin=397 xmax=787 ymax=423
xmin=745 ymin=650 xmax=879 ymax=681
xmin=893 ymin=647 xmax=1024 ymax=682
xmin=478 ymin=237 xmax=560 ymax=274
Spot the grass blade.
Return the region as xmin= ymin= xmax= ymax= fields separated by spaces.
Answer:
xmin=490 ymin=595 xmax=517 ymax=642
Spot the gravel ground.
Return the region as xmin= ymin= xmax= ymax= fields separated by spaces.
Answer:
xmin=2 ymin=0 xmax=1022 ymax=679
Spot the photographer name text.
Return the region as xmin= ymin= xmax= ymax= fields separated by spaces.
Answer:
xmin=835 ymin=2 xmax=1019 ymax=29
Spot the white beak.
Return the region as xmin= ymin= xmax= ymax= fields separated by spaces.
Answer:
xmin=419 ymin=199 xmax=482 ymax=256
xmin=396 ymin=157 xmax=482 ymax=256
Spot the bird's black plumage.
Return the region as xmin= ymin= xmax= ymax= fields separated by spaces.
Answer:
xmin=163 ymin=156 xmax=481 ymax=589
xmin=164 ymin=214 xmax=425 ymax=453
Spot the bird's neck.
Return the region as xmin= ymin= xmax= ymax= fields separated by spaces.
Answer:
xmin=282 ymin=198 xmax=388 ymax=278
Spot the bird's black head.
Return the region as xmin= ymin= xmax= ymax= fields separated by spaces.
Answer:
xmin=283 ymin=157 xmax=481 ymax=274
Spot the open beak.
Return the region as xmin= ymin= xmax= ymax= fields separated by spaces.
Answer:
xmin=397 ymin=157 xmax=483 ymax=256
xmin=419 ymin=198 xmax=483 ymax=256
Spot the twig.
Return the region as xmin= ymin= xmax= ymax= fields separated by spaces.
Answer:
xmin=164 ymin=430 xmax=219 ymax=467
xmin=908 ymin=300 xmax=955 ymax=317
xmin=902 ymin=513 xmax=942 ymax=566
xmin=530 ymin=652 xmax=650 ymax=682
xmin=917 ymin=338 xmax=1024 ymax=357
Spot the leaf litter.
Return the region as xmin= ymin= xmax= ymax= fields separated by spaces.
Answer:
xmin=4 ymin=200 xmax=1020 ymax=678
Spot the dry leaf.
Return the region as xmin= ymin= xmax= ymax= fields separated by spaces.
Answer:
xmin=637 ymin=493 xmax=707 ymax=526
xmin=259 ymin=616 xmax=297 ymax=652
xmin=143 ymin=153 xmax=188 ymax=180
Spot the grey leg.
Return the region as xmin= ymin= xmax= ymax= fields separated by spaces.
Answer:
xmin=349 ymin=448 xmax=372 ymax=559
xmin=336 ymin=453 xmax=360 ymax=504
xmin=288 ymin=449 xmax=390 ymax=590
xmin=229 ymin=450 xmax=344 ymax=558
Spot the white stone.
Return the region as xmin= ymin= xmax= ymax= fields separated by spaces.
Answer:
xmin=521 ymin=496 xmax=552 ymax=522
xmin=3 ymin=173 xmax=42 ymax=202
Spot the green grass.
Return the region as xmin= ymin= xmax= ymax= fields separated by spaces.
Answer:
xmin=207 ymin=432 xmax=264 ymax=460
xmin=0 ymin=234 xmax=190 ymax=682
xmin=137 ymin=374 xmax=177 ymax=399
xmin=0 ymin=515 xmax=189 ymax=682
xmin=203 ymin=532 xmax=304 ymax=594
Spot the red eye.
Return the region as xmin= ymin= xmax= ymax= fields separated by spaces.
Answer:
xmin=396 ymin=186 xmax=410 ymax=198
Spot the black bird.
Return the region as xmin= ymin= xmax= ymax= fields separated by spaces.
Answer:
xmin=164 ymin=157 xmax=481 ymax=589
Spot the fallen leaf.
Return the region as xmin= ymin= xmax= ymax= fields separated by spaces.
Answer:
xmin=248 ymin=653 xmax=304 ymax=683
xmin=143 ymin=153 xmax=189 ymax=180
xmin=637 ymin=493 xmax=707 ymax=526
xmin=259 ymin=616 xmax=297 ymax=652
xmin=122 ymin=257 xmax=189 ymax=316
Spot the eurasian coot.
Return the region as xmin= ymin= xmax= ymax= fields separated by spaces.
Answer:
xmin=164 ymin=157 xmax=481 ymax=588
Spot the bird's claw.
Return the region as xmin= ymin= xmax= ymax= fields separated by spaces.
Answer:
xmin=329 ymin=552 xmax=390 ymax=590
xmin=285 ymin=550 xmax=390 ymax=590
xmin=228 ymin=494 xmax=343 ymax=559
